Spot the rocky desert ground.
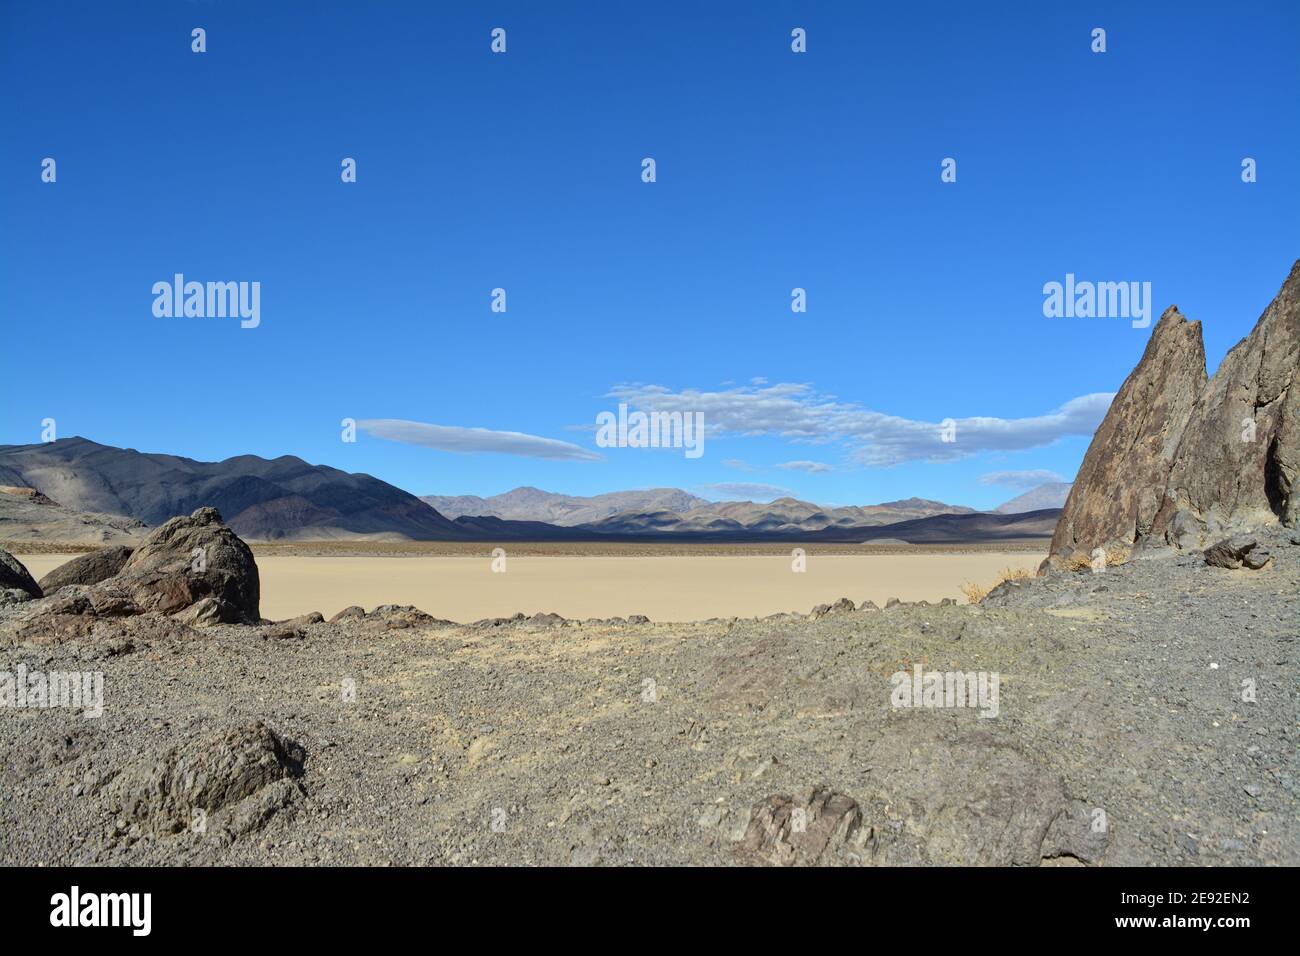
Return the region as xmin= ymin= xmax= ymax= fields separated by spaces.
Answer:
xmin=0 ymin=515 xmax=1296 ymax=866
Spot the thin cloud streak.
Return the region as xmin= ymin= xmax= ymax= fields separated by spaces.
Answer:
xmin=359 ymin=419 xmax=602 ymax=461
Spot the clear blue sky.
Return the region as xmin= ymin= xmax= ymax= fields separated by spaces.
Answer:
xmin=2 ymin=1 xmax=1296 ymax=509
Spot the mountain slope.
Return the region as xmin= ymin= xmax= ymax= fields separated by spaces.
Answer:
xmin=0 ymin=438 xmax=467 ymax=541
xmin=0 ymin=485 xmax=147 ymax=545
xmin=0 ymin=440 xmax=1052 ymax=545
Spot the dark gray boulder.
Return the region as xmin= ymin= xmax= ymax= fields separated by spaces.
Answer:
xmin=109 ymin=721 xmax=303 ymax=835
xmin=37 ymin=545 xmax=133 ymax=594
xmin=112 ymin=507 xmax=260 ymax=623
xmin=1204 ymin=535 xmax=1274 ymax=570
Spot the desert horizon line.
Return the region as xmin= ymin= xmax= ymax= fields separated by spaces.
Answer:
xmin=0 ymin=434 xmax=1073 ymax=513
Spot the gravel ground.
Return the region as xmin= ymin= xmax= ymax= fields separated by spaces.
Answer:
xmin=1 ymin=529 xmax=1295 ymax=866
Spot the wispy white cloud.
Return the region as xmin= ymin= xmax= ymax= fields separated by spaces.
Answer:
xmin=776 ymin=460 xmax=833 ymax=474
xmin=605 ymin=383 xmax=1112 ymax=466
xmin=978 ymin=469 xmax=1067 ymax=489
xmin=359 ymin=419 xmax=602 ymax=462
xmin=696 ymin=482 xmax=793 ymax=502
xmin=721 ymin=458 xmax=757 ymax=472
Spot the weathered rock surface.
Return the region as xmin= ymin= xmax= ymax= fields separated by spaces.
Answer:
xmin=1050 ymin=305 xmax=1207 ymax=563
xmin=37 ymin=546 xmax=134 ymax=594
xmin=109 ymin=721 xmax=302 ymax=835
xmin=1050 ymin=261 xmax=1300 ymax=564
xmin=0 ymin=548 xmax=41 ymax=599
xmin=260 ymin=611 xmax=325 ymax=640
xmin=112 ymin=507 xmax=260 ymax=622
xmin=1152 ymin=260 xmax=1300 ymax=543
xmin=737 ymin=785 xmax=873 ymax=865
xmin=1204 ymin=535 xmax=1273 ymax=570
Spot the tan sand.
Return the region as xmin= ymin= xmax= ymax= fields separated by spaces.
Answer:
xmin=16 ymin=551 xmax=1044 ymax=623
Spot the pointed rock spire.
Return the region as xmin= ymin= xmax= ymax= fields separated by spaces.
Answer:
xmin=1049 ymin=260 xmax=1300 ymax=565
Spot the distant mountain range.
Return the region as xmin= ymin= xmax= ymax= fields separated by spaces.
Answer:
xmin=422 ymin=487 xmax=711 ymax=526
xmin=0 ymin=438 xmax=1062 ymax=545
xmin=422 ymin=487 xmax=975 ymax=532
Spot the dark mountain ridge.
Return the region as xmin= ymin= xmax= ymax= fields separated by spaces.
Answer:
xmin=0 ymin=437 xmax=467 ymax=541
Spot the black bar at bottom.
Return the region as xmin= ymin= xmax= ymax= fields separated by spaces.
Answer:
xmin=0 ymin=865 xmax=1281 ymax=941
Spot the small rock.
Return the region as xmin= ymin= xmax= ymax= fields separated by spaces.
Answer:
xmin=1205 ymin=535 xmax=1272 ymax=570
xmin=697 ymin=806 xmax=724 ymax=828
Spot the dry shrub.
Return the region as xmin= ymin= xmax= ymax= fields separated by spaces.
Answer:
xmin=960 ymin=565 xmax=1034 ymax=604
xmin=1065 ymin=553 xmax=1095 ymax=572
xmin=1062 ymin=545 xmax=1132 ymax=572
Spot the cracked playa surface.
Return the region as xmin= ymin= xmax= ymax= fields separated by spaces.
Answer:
xmin=1 ymin=529 xmax=1296 ymax=866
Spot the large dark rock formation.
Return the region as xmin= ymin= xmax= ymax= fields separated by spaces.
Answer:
xmin=1050 ymin=261 xmax=1300 ymax=564
xmin=21 ymin=507 xmax=261 ymax=637
xmin=112 ymin=507 xmax=260 ymax=623
xmin=1151 ymin=262 xmax=1300 ymax=539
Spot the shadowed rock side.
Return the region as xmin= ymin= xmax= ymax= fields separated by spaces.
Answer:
xmin=1050 ymin=261 xmax=1300 ymax=564
xmin=0 ymin=547 xmax=42 ymax=599
xmin=1151 ymin=260 xmax=1300 ymax=540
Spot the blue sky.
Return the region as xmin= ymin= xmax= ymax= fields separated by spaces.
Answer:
xmin=2 ymin=1 xmax=1296 ymax=510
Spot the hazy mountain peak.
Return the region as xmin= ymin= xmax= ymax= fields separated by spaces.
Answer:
xmin=995 ymin=482 xmax=1073 ymax=514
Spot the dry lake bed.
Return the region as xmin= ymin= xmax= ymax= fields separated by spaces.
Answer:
xmin=15 ymin=548 xmax=1044 ymax=622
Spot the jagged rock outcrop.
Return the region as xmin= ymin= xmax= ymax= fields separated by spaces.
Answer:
xmin=1049 ymin=306 xmax=1207 ymax=562
xmin=1150 ymin=261 xmax=1300 ymax=542
xmin=37 ymin=545 xmax=134 ymax=594
xmin=0 ymin=548 xmax=41 ymax=600
xmin=1050 ymin=261 xmax=1300 ymax=564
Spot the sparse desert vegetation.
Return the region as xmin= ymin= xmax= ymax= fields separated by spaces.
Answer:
xmin=960 ymin=565 xmax=1034 ymax=604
